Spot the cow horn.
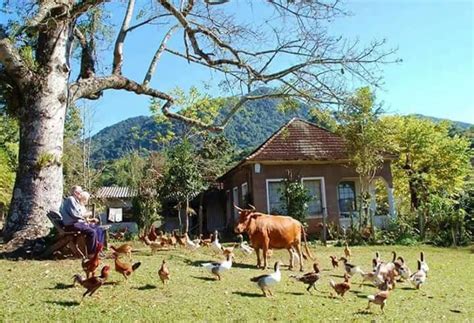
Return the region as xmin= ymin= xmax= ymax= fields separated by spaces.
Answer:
xmin=248 ymin=204 xmax=256 ymax=211
xmin=234 ymin=204 xmax=243 ymax=211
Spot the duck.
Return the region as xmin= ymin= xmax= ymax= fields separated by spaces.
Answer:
xmin=394 ymin=256 xmax=411 ymax=281
xmin=410 ymin=260 xmax=427 ymax=289
xmin=158 ymin=259 xmax=170 ymax=284
xmin=420 ymin=251 xmax=429 ymax=276
xmin=184 ymin=233 xmax=200 ymax=251
xmin=237 ymin=234 xmax=254 ymax=255
xmin=201 ymin=253 xmax=233 ymax=280
xmin=290 ymin=262 xmax=321 ymax=293
xmin=211 ymin=230 xmax=222 ymax=254
xmin=339 ymin=257 xmax=363 ymax=277
xmin=251 ymin=261 xmax=282 ymax=297
xmin=373 ymin=251 xmax=381 ymax=271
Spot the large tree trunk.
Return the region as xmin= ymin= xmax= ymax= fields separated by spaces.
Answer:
xmin=2 ymin=16 xmax=72 ymax=254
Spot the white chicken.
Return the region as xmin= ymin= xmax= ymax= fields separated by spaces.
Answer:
xmin=201 ymin=253 xmax=233 ymax=280
xmin=250 ymin=261 xmax=282 ymax=297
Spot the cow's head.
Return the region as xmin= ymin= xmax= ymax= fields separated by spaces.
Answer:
xmin=234 ymin=204 xmax=257 ymax=234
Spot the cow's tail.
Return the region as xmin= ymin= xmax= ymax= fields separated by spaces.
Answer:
xmin=301 ymin=226 xmax=314 ymax=260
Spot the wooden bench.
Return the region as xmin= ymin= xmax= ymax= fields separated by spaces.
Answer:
xmin=41 ymin=210 xmax=88 ymax=259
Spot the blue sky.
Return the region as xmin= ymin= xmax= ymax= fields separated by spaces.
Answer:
xmin=87 ymin=0 xmax=473 ymax=133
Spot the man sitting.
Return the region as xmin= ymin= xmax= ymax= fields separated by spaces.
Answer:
xmin=60 ymin=185 xmax=105 ymax=255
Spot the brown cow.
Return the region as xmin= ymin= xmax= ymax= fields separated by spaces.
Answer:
xmin=234 ymin=205 xmax=313 ymax=271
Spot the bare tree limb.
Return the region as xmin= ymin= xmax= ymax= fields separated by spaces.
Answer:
xmin=71 ymin=0 xmax=108 ymax=18
xmin=112 ymin=0 xmax=136 ymax=75
xmin=143 ymin=25 xmax=180 ymax=87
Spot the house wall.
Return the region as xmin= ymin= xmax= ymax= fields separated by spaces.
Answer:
xmin=221 ymin=160 xmax=393 ymax=234
xmin=221 ymin=165 xmax=253 ymax=228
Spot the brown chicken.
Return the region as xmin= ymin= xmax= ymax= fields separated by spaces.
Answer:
xmin=330 ymin=255 xmax=339 ymax=269
xmin=158 ymin=259 xmax=170 ymax=284
xmin=174 ymin=231 xmax=186 ymax=247
xmin=344 ymin=242 xmax=352 ymax=258
xmin=110 ymin=227 xmax=128 ymax=240
xmin=329 ymin=273 xmax=351 ymax=298
xmin=113 ymin=252 xmax=141 ymax=280
xmin=148 ymin=224 xmax=158 ymax=241
xmin=73 ymin=265 xmax=110 ymax=299
xmin=200 ymin=234 xmax=212 ymax=247
xmin=290 ymin=262 xmax=321 ymax=293
xmin=367 ymin=290 xmax=390 ymax=313
xmin=110 ymin=244 xmax=133 ymax=260
xmin=82 ymin=242 xmax=103 ymax=278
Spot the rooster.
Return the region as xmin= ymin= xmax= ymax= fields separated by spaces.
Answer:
xmin=113 ymin=252 xmax=141 ymax=281
xmin=73 ymin=265 xmax=110 ymax=300
xmin=82 ymin=242 xmax=103 ymax=278
xmin=290 ymin=262 xmax=321 ymax=293
xmin=329 ymin=273 xmax=351 ymax=298
xmin=158 ymin=259 xmax=170 ymax=285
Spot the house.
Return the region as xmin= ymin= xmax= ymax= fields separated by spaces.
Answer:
xmin=94 ymin=186 xmax=138 ymax=231
xmin=215 ymin=118 xmax=396 ymax=234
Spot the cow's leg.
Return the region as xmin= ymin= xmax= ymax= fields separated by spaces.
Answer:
xmin=293 ymin=242 xmax=304 ymax=271
xmin=262 ymin=247 xmax=269 ymax=270
xmin=255 ymin=248 xmax=262 ymax=268
xmin=287 ymin=248 xmax=294 ymax=270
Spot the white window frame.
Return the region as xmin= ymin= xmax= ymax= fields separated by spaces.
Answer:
xmin=232 ymin=186 xmax=239 ymax=218
xmin=241 ymin=182 xmax=248 ymax=206
xmin=301 ymin=177 xmax=327 ymax=218
xmin=265 ymin=178 xmax=284 ymax=214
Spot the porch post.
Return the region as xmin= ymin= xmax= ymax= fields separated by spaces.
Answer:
xmin=387 ymin=186 xmax=397 ymax=219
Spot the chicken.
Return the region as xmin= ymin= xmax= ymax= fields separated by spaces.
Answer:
xmin=201 ymin=253 xmax=233 ymax=280
xmin=110 ymin=227 xmax=128 ymax=240
xmin=394 ymin=256 xmax=411 ymax=281
xmin=330 ymin=255 xmax=339 ymax=269
xmin=236 ymin=234 xmax=254 ymax=255
xmin=359 ymin=271 xmax=380 ymax=287
xmin=251 ymin=261 xmax=282 ymax=297
xmin=290 ymin=262 xmax=321 ymax=293
xmin=344 ymin=242 xmax=352 ymax=258
xmin=174 ymin=231 xmax=186 ymax=247
xmin=221 ymin=245 xmax=235 ymax=256
xmin=339 ymin=257 xmax=363 ymax=277
xmin=113 ymin=252 xmax=141 ymax=280
xmin=329 ymin=273 xmax=351 ymax=298
xmin=144 ymin=235 xmax=164 ymax=253
xmin=410 ymin=260 xmax=426 ymax=289
xmin=158 ymin=259 xmax=170 ymax=285
xmin=110 ymin=244 xmax=132 ymax=260
xmin=148 ymin=224 xmax=158 ymax=241
xmin=73 ymin=265 xmax=110 ymax=300
xmin=82 ymin=242 xmax=103 ymax=278
xmin=200 ymin=234 xmax=212 ymax=247
xmin=367 ymin=290 xmax=390 ymax=313
xmin=420 ymin=251 xmax=429 ymax=276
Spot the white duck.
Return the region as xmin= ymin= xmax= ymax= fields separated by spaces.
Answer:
xmin=201 ymin=253 xmax=233 ymax=280
xmin=420 ymin=251 xmax=429 ymax=276
xmin=184 ymin=233 xmax=200 ymax=251
xmin=250 ymin=261 xmax=282 ymax=297
xmin=410 ymin=260 xmax=427 ymax=289
xmin=237 ymin=234 xmax=254 ymax=255
xmin=211 ymin=230 xmax=222 ymax=254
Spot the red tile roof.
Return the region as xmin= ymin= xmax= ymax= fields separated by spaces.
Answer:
xmin=246 ymin=118 xmax=347 ymax=161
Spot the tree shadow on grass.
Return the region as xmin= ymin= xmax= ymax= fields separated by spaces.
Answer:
xmin=45 ymin=300 xmax=80 ymax=307
xmin=329 ymin=274 xmax=345 ymax=278
xmin=232 ymin=262 xmax=258 ymax=269
xmin=350 ymin=291 xmax=368 ymax=299
xmin=401 ymin=287 xmax=413 ymax=290
xmin=232 ymin=291 xmax=263 ymax=298
xmin=47 ymin=283 xmax=74 ymax=290
xmin=284 ymin=291 xmax=306 ymax=296
xmin=353 ymin=309 xmax=374 ymax=316
xmin=133 ymin=284 xmax=157 ymax=290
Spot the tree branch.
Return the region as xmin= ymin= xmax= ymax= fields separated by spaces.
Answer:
xmin=0 ymin=37 xmax=33 ymax=88
xmin=112 ymin=0 xmax=136 ymax=75
xmin=71 ymin=0 xmax=108 ymax=18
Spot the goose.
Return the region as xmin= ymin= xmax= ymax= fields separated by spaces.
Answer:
xmin=237 ymin=234 xmax=254 ymax=255
xmin=339 ymin=257 xmax=364 ymax=277
xmin=201 ymin=253 xmax=233 ymax=280
xmin=420 ymin=251 xmax=429 ymax=276
xmin=251 ymin=261 xmax=282 ymax=297
xmin=410 ymin=260 xmax=427 ymax=289
xmin=185 ymin=233 xmax=200 ymax=251
xmin=211 ymin=230 xmax=222 ymax=254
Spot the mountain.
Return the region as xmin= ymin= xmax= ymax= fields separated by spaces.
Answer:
xmin=410 ymin=114 xmax=473 ymax=130
xmin=90 ymin=90 xmax=311 ymax=162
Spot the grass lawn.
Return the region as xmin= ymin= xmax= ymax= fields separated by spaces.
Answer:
xmin=0 ymin=243 xmax=472 ymax=322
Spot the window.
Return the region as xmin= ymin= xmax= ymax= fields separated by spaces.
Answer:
xmin=241 ymin=182 xmax=248 ymax=206
xmin=266 ymin=179 xmax=284 ymax=214
xmin=302 ymin=178 xmax=324 ymax=216
xmin=338 ymin=181 xmax=356 ymax=217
